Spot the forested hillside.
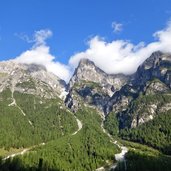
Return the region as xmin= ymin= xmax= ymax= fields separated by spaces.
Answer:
xmin=0 ymin=89 xmax=77 ymax=149
xmin=0 ymin=107 xmax=119 ymax=171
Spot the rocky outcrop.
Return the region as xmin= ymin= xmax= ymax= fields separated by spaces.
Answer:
xmin=68 ymin=58 xmax=129 ymax=96
xmin=0 ymin=61 xmax=66 ymax=99
xmin=66 ymin=51 xmax=171 ymax=129
xmin=66 ymin=58 xmax=129 ymax=113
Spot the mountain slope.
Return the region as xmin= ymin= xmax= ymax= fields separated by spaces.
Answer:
xmin=103 ymin=51 xmax=171 ymax=155
xmin=0 ymin=60 xmax=120 ymax=171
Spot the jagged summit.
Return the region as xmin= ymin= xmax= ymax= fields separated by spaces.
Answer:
xmin=138 ymin=51 xmax=171 ymax=71
xmin=68 ymin=58 xmax=129 ymax=95
xmin=139 ymin=51 xmax=163 ymax=70
xmin=66 ymin=51 xmax=171 ymax=126
xmin=66 ymin=58 xmax=130 ymax=113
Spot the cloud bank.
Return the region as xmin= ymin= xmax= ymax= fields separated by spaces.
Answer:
xmin=15 ymin=21 xmax=171 ymax=82
xmin=69 ymin=21 xmax=171 ymax=75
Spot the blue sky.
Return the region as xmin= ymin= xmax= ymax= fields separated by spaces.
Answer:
xmin=1 ymin=0 xmax=171 ymax=81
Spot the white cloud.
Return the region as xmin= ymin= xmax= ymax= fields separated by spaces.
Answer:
xmin=112 ymin=22 xmax=123 ymax=33
xmin=15 ymin=29 xmax=71 ymax=82
xmin=33 ymin=29 xmax=52 ymax=47
xmin=14 ymin=21 xmax=171 ymax=83
xmin=15 ymin=29 xmax=52 ymax=46
xmin=69 ymin=21 xmax=171 ymax=75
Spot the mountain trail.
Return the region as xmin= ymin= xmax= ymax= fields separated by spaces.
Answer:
xmin=72 ymin=115 xmax=83 ymax=135
xmin=3 ymin=143 xmax=45 ymax=161
xmin=66 ymin=109 xmax=83 ymax=136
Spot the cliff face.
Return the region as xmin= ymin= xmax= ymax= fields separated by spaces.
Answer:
xmin=107 ymin=51 xmax=171 ymax=128
xmin=65 ymin=51 xmax=171 ymax=128
xmin=66 ymin=58 xmax=129 ymax=113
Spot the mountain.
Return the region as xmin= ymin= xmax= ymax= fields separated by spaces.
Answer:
xmin=0 ymin=60 xmax=78 ymax=149
xmin=0 ymin=59 xmax=119 ymax=171
xmin=1 ymin=51 xmax=171 ymax=171
xmin=103 ymin=51 xmax=171 ymax=156
xmin=66 ymin=58 xmax=129 ymax=113
xmin=66 ymin=51 xmax=171 ymax=155
xmin=68 ymin=58 xmax=128 ymax=95
xmin=105 ymin=51 xmax=171 ymax=128
xmin=66 ymin=52 xmax=171 ymax=116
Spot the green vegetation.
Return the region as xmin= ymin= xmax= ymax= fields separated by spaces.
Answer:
xmin=117 ymin=93 xmax=171 ymax=155
xmin=0 ymin=89 xmax=119 ymax=171
xmin=0 ymin=107 xmax=119 ymax=171
xmin=1 ymin=79 xmax=171 ymax=170
xmin=104 ymin=112 xmax=119 ymax=137
xmin=104 ymin=90 xmax=171 ymax=170
xmin=115 ymin=141 xmax=171 ymax=171
xmin=120 ymin=110 xmax=171 ymax=154
xmin=0 ymin=157 xmax=57 ymax=171
xmin=0 ymin=89 xmax=77 ymax=150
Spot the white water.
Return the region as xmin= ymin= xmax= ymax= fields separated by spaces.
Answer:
xmin=96 ymin=119 xmax=128 ymax=171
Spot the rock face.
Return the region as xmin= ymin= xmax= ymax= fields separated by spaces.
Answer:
xmin=69 ymin=58 xmax=128 ymax=96
xmin=66 ymin=51 xmax=171 ymax=129
xmin=107 ymin=51 xmax=171 ymax=128
xmin=66 ymin=58 xmax=129 ymax=113
xmin=0 ymin=60 xmax=66 ymax=99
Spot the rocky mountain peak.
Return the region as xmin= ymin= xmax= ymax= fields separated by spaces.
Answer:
xmin=68 ymin=58 xmax=129 ymax=94
xmin=66 ymin=58 xmax=129 ymax=113
xmin=138 ymin=51 xmax=171 ymax=72
xmin=0 ymin=60 xmax=66 ymax=99
xmin=78 ymin=58 xmax=95 ymax=67
xmin=140 ymin=51 xmax=163 ymax=70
